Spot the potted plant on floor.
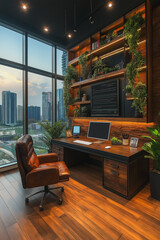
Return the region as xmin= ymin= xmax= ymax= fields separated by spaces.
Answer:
xmin=39 ymin=120 xmax=66 ymax=153
xmin=142 ymin=121 xmax=160 ymax=200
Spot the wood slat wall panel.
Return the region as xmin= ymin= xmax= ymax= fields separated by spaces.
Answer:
xmin=152 ymin=4 xmax=160 ymax=123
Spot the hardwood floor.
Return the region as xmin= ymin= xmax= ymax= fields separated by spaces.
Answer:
xmin=0 ymin=169 xmax=160 ymax=240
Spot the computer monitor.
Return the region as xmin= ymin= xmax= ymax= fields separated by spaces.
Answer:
xmin=72 ymin=125 xmax=81 ymax=137
xmin=88 ymin=121 xmax=111 ymax=141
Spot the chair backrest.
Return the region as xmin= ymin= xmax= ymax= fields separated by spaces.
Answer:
xmin=15 ymin=134 xmax=39 ymax=188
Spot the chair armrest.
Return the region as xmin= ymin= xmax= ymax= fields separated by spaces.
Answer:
xmin=38 ymin=153 xmax=58 ymax=164
xmin=26 ymin=166 xmax=59 ymax=188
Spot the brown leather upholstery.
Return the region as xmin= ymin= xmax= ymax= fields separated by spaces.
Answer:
xmin=16 ymin=134 xmax=70 ymax=189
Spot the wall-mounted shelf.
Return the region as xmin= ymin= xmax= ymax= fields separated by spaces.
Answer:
xmin=73 ymin=101 xmax=91 ymax=105
xmin=71 ymin=68 xmax=126 ymax=88
xmin=68 ymin=36 xmax=125 ymax=66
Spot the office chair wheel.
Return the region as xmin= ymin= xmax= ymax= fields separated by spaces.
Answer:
xmin=25 ymin=198 xmax=29 ymax=204
xmin=61 ymin=187 xmax=64 ymax=192
xmin=58 ymin=199 xmax=62 ymax=205
xmin=39 ymin=205 xmax=44 ymax=211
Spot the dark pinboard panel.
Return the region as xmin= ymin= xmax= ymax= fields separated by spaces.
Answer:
xmin=91 ymin=79 xmax=119 ymax=117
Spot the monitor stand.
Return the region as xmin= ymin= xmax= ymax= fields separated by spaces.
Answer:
xmin=94 ymin=140 xmax=105 ymax=144
xmin=74 ymin=135 xmax=79 ymax=138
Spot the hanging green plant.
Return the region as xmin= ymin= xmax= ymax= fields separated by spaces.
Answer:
xmin=63 ymin=66 xmax=78 ymax=118
xmin=93 ymin=58 xmax=105 ymax=78
xmin=124 ymin=11 xmax=147 ymax=114
xmin=132 ymin=81 xmax=147 ymax=114
xmin=79 ymin=52 xmax=89 ymax=79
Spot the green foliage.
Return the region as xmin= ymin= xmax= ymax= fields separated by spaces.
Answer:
xmin=124 ymin=11 xmax=144 ymax=54
xmin=73 ymin=106 xmax=80 ymax=117
xmin=142 ymin=123 xmax=160 ymax=171
xmin=125 ymin=84 xmax=133 ymax=93
xmin=64 ymin=66 xmax=78 ymax=117
xmin=39 ymin=121 xmax=66 ymax=150
xmin=93 ymin=58 xmax=105 ymax=78
xmin=81 ymin=106 xmax=87 ymax=113
xmin=132 ymin=81 xmax=147 ymax=114
xmin=79 ymin=52 xmax=88 ymax=79
xmin=111 ymin=137 xmax=122 ymax=145
xmin=124 ymin=11 xmax=147 ymax=114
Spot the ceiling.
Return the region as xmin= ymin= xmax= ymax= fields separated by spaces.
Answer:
xmin=0 ymin=0 xmax=159 ymax=50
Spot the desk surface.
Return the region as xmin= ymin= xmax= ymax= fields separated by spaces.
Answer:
xmin=52 ymin=136 xmax=143 ymax=161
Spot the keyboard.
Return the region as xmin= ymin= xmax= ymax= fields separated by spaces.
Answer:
xmin=73 ymin=140 xmax=92 ymax=145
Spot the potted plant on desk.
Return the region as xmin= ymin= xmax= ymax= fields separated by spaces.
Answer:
xmin=39 ymin=120 xmax=66 ymax=153
xmin=142 ymin=121 xmax=160 ymax=200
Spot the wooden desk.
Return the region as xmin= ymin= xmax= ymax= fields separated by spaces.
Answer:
xmin=52 ymin=137 xmax=149 ymax=199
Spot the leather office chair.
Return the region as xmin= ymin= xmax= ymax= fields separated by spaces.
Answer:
xmin=15 ymin=134 xmax=70 ymax=211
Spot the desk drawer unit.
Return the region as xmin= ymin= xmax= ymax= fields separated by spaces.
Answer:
xmin=103 ymin=158 xmax=127 ymax=196
xmin=52 ymin=144 xmax=64 ymax=161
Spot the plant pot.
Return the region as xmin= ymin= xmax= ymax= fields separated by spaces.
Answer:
xmin=125 ymin=93 xmax=134 ymax=100
xmin=150 ymin=170 xmax=160 ymax=201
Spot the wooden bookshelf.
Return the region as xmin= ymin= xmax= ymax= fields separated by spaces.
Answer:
xmin=71 ymin=69 xmax=126 ymax=88
xmin=73 ymin=101 xmax=91 ymax=105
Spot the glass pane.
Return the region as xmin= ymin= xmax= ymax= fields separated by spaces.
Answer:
xmin=0 ymin=26 xmax=23 ymax=64
xmin=28 ymin=37 xmax=52 ymax=72
xmin=0 ymin=65 xmax=23 ymax=167
xmin=57 ymin=80 xmax=66 ymax=121
xmin=56 ymin=48 xmax=68 ymax=76
xmin=28 ymin=72 xmax=52 ymax=154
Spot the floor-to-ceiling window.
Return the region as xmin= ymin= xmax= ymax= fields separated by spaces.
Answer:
xmin=0 ymin=23 xmax=68 ymax=169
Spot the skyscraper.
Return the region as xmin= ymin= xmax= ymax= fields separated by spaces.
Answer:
xmin=62 ymin=51 xmax=68 ymax=76
xmin=2 ymin=91 xmax=17 ymax=125
xmin=42 ymin=92 xmax=52 ymax=121
xmin=17 ymin=105 xmax=23 ymax=122
xmin=0 ymin=105 xmax=2 ymax=123
xmin=57 ymin=88 xmax=65 ymax=121
xmin=28 ymin=106 xmax=40 ymax=121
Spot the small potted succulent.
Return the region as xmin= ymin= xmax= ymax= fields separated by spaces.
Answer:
xmin=125 ymin=84 xmax=133 ymax=100
xmin=142 ymin=120 xmax=160 ymax=200
xmin=81 ymin=106 xmax=88 ymax=117
xmin=111 ymin=137 xmax=122 ymax=145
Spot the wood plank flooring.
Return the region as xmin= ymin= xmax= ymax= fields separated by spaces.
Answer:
xmin=0 ymin=168 xmax=160 ymax=240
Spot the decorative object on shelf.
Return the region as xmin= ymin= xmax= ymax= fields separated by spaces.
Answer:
xmin=39 ymin=120 xmax=66 ymax=152
xmin=82 ymin=94 xmax=87 ymax=102
xmin=64 ymin=66 xmax=78 ymax=117
xmin=66 ymin=128 xmax=72 ymax=137
xmin=79 ymin=52 xmax=89 ymax=79
xmin=124 ymin=11 xmax=146 ymax=115
xmin=130 ymin=137 xmax=139 ymax=148
xmin=81 ymin=106 xmax=88 ymax=117
xmin=122 ymin=133 xmax=129 ymax=146
xmin=111 ymin=137 xmax=122 ymax=145
xmin=142 ymin=119 xmax=160 ymax=200
xmin=73 ymin=106 xmax=80 ymax=117
xmin=93 ymin=58 xmax=105 ymax=78
xmin=132 ymin=81 xmax=147 ymax=115
xmin=125 ymin=84 xmax=133 ymax=99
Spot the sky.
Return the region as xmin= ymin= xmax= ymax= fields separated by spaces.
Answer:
xmin=0 ymin=25 xmax=65 ymax=111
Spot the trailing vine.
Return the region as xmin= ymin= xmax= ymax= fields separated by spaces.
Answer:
xmin=63 ymin=66 xmax=78 ymax=118
xmin=124 ymin=11 xmax=147 ymax=114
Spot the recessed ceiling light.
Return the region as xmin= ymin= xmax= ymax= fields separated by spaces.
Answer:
xmin=21 ymin=2 xmax=28 ymax=11
xmin=44 ymin=27 xmax=49 ymax=33
xmin=67 ymin=33 xmax=72 ymax=38
xmin=108 ymin=1 xmax=113 ymax=8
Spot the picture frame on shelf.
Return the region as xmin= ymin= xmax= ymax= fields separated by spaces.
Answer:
xmin=130 ymin=137 xmax=139 ymax=148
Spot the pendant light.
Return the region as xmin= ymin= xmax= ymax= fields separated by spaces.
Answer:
xmin=64 ymin=9 xmax=72 ymax=38
xmin=73 ymin=0 xmax=77 ymax=33
xmin=89 ymin=0 xmax=94 ymax=24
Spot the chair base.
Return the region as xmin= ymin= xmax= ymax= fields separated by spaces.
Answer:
xmin=25 ymin=185 xmax=64 ymax=211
